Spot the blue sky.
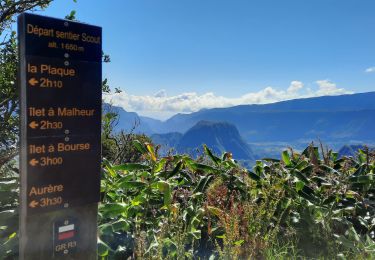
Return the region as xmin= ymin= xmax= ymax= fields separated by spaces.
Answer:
xmin=40 ymin=0 xmax=375 ymax=119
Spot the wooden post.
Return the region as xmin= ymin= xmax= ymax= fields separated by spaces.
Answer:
xmin=18 ymin=13 xmax=102 ymax=259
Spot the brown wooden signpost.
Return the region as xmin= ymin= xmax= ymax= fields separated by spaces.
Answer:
xmin=18 ymin=13 xmax=102 ymax=259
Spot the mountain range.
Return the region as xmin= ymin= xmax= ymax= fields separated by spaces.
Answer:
xmin=338 ymin=145 xmax=374 ymax=158
xmin=152 ymin=121 xmax=255 ymax=160
xmin=107 ymin=92 xmax=375 ymax=159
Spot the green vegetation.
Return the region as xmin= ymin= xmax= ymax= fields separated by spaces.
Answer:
xmin=1 ymin=1 xmax=375 ymax=259
xmin=0 ymin=1 xmax=52 ymax=258
xmin=3 ymin=115 xmax=375 ymax=259
xmin=97 ymin=142 xmax=375 ymax=259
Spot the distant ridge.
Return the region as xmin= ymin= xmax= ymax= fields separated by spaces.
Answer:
xmin=152 ymin=121 xmax=254 ymax=160
xmin=103 ymin=103 xmax=162 ymax=134
xmin=160 ymin=92 xmax=375 ymax=142
xmin=108 ymin=92 xmax=375 ymax=144
xmin=194 ymin=92 xmax=375 ymax=114
xmin=338 ymin=144 xmax=374 ymax=157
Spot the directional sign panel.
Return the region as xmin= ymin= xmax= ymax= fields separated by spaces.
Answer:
xmin=18 ymin=13 xmax=102 ymax=259
xmin=25 ymin=56 xmax=101 ymax=138
xmin=19 ymin=13 xmax=102 ymax=216
xmin=21 ymin=13 xmax=101 ymax=61
xmin=26 ymin=135 xmax=101 ymax=214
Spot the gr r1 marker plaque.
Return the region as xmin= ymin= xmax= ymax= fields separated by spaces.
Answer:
xmin=18 ymin=13 xmax=102 ymax=259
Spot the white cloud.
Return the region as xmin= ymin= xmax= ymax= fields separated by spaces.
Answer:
xmin=365 ymin=67 xmax=375 ymax=73
xmin=315 ymin=79 xmax=351 ymax=96
xmin=287 ymin=81 xmax=304 ymax=93
xmin=104 ymin=80 xmax=353 ymax=120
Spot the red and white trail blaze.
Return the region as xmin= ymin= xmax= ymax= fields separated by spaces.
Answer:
xmin=58 ymin=224 xmax=75 ymax=240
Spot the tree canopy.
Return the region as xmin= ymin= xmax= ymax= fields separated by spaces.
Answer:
xmin=0 ymin=0 xmax=54 ymax=169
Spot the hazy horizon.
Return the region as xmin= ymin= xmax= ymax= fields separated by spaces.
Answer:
xmin=105 ymin=91 xmax=375 ymax=121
